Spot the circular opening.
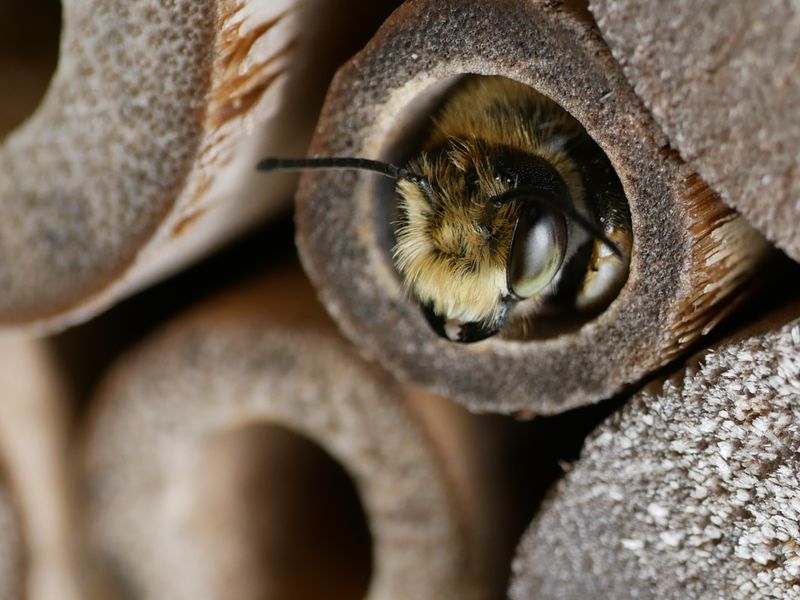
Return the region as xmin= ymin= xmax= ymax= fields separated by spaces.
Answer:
xmin=374 ymin=74 xmax=632 ymax=342
xmin=189 ymin=423 xmax=373 ymax=600
xmin=0 ymin=0 xmax=61 ymax=138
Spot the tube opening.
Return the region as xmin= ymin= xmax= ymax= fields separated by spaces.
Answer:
xmin=374 ymin=74 xmax=632 ymax=342
xmin=0 ymin=0 xmax=61 ymax=138
xmin=189 ymin=423 xmax=373 ymax=600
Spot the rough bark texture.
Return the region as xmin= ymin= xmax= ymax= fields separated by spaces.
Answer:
xmin=591 ymin=0 xmax=800 ymax=261
xmin=295 ymin=0 xmax=768 ymax=414
xmin=511 ymin=302 xmax=800 ymax=599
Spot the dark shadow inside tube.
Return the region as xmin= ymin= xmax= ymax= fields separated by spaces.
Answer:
xmin=191 ymin=423 xmax=373 ymax=600
xmin=0 ymin=0 xmax=61 ymax=138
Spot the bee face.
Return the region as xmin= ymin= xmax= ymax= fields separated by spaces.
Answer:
xmin=393 ymin=139 xmax=573 ymax=343
xmin=393 ymin=142 xmax=515 ymax=333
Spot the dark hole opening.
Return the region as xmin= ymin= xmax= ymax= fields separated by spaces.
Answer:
xmin=190 ymin=423 xmax=373 ymax=600
xmin=0 ymin=0 xmax=61 ymax=138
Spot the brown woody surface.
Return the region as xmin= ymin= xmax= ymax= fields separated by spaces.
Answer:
xmin=295 ymin=0 xmax=768 ymax=414
xmin=0 ymin=0 xmax=399 ymax=334
xmin=591 ymin=0 xmax=800 ymax=261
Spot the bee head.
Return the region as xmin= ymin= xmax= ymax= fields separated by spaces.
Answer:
xmin=256 ymin=148 xmax=620 ymax=344
xmin=393 ymin=140 xmax=577 ymax=343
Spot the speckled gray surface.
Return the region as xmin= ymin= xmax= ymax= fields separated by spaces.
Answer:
xmin=511 ymin=304 xmax=800 ymax=599
xmin=0 ymin=0 xmax=215 ymax=323
xmin=591 ymin=0 xmax=800 ymax=261
xmin=296 ymin=0 xmax=767 ymax=414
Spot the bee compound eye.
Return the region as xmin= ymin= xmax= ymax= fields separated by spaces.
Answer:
xmin=507 ymin=204 xmax=568 ymax=299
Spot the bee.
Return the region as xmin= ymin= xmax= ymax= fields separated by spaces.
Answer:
xmin=258 ymin=76 xmax=631 ymax=343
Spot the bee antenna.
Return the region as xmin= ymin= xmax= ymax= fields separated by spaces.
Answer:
xmin=258 ymin=156 xmax=436 ymax=207
xmin=256 ymin=157 xmax=429 ymax=187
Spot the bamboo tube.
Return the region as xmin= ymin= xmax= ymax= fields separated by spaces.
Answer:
xmin=294 ymin=0 xmax=769 ymax=414
xmin=510 ymin=300 xmax=800 ymax=599
xmin=0 ymin=336 xmax=103 ymax=600
xmin=591 ymin=0 xmax=800 ymax=262
xmin=81 ymin=268 xmax=524 ymax=600
xmin=0 ymin=485 xmax=22 ymax=600
xmin=0 ymin=0 xmax=398 ymax=334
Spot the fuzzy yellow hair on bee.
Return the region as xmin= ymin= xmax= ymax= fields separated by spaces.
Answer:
xmin=393 ymin=77 xmax=591 ymax=333
xmin=257 ymin=75 xmax=631 ymax=343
